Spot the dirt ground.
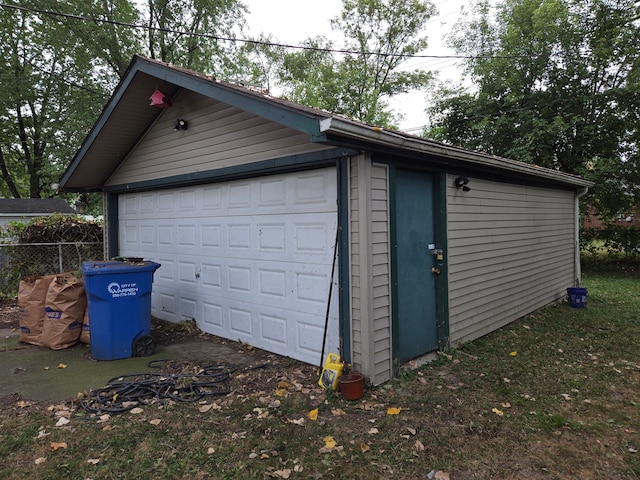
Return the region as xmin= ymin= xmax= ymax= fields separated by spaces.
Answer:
xmin=0 ymin=301 xmax=324 ymax=414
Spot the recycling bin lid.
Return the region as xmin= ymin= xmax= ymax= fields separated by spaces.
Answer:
xmin=81 ymin=260 xmax=161 ymax=275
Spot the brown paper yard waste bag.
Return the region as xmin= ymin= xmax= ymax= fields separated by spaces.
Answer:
xmin=79 ymin=307 xmax=90 ymax=345
xmin=18 ymin=275 xmax=56 ymax=346
xmin=42 ymin=273 xmax=86 ymax=350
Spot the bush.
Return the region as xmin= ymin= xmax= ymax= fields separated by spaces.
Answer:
xmin=1 ymin=213 xmax=103 ymax=243
xmin=580 ymin=225 xmax=640 ymax=259
xmin=0 ymin=215 xmax=104 ymax=299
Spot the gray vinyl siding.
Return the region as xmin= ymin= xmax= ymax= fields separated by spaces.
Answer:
xmin=349 ymin=157 xmax=363 ymax=374
xmin=447 ymin=175 xmax=576 ymax=344
xmin=349 ymin=156 xmax=392 ymax=385
xmin=370 ymin=163 xmax=391 ymax=385
xmin=107 ymin=90 xmax=333 ymax=185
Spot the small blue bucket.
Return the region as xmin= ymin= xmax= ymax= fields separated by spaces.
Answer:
xmin=567 ymin=287 xmax=587 ymax=308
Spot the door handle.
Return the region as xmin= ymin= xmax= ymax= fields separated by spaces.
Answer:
xmin=431 ymin=267 xmax=440 ymax=275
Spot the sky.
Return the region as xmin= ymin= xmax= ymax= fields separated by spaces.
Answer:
xmin=243 ymin=0 xmax=470 ymax=132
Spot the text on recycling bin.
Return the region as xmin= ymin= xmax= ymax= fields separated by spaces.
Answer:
xmin=107 ymin=282 xmax=139 ymax=298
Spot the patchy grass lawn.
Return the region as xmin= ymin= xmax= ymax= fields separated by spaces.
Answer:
xmin=1 ymin=262 xmax=639 ymax=479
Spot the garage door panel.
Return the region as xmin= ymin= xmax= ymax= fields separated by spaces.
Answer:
xmin=180 ymin=297 xmax=198 ymax=321
xmin=260 ymin=311 xmax=288 ymax=345
xmin=202 ymin=302 xmax=224 ymax=331
xmin=119 ymin=168 xmax=339 ymax=365
xmin=202 ymin=224 xmax=222 ymax=248
xmin=178 ymin=224 xmax=197 ymax=247
xmin=201 ymin=263 xmax=222 ymax=290
xmin=154 ymin=292 xmax=176 ymax=316
xmin=179 ymin=261 xmax=198 ymax=286
xmin=229 ymin=305 xmax=253 ymax=336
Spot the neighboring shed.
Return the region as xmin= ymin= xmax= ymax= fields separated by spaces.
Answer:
xmin=0 ymin=198 xmax=76 ymax=228
xmin=60 ymin=56 xmax=593 ymax=385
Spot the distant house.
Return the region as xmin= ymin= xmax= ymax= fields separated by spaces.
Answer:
xmin=583 ymin=206 xmax=640 ymax=229
xmin=0 ymin=198 xmax=75 ymax=228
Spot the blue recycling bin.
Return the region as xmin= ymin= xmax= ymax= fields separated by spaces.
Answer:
xmin=81 ymin=260 xmax=161 ymax=360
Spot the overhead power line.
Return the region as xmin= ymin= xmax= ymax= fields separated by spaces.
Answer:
xmin=0 ymin=2 xmax=539 ymax=61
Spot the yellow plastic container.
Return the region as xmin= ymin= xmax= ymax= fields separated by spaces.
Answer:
xmin=318 ymin=353 xmax=344 ymax=390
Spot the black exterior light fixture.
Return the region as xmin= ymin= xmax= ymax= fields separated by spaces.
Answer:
xmin=454 ymin=175 xmax=471 ymax=192
xmin=173 ymin=119 xmax=188 ymax=131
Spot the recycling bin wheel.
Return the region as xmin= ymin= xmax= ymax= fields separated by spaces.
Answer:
xmin=132 ymin=335 xmax=156 ymax=357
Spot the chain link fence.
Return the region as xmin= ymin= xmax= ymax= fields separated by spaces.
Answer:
xmin=0 ymin=242 xmax=104 ymax=297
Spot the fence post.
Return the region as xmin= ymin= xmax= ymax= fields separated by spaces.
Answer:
xmin=58 ymin=243 xmax=63 ymax=273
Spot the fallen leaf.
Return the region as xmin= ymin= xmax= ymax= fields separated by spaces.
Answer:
xmin=561 ymin=393 xmax=571 ymax=401
xmin=413 ymin=440 xmax=425 ymax=452
xmin=57 ymin=363 xmax=67 ymax=369
xmin=501 ymin=402 xmax=512 ymax=408
xmin=308 ymin=408 xmax=319 ymax=421
xmin=294 ymin=464 xmax=303 ymax=472
xmin=434 ymin=471 xmax=450 ymax=480
xmin=368 ymin=427 xmax=379 ymax=434
xmin=290 ymin=417 xmax=305 ymax=426
xmin=87 ymin=458 xmax=100 ymax=465
xmin=34 ymin=457 xmax=46 ymax=465
xmin=253 ymin=407 xmax=269 ymax=419
xmin=55 ymin=417 xmax=70 ymax=427
xmin=331 ymin=408 xmax=346 ymax=416
xmin=43 ymin=366 xmax=50 ymax=370
xmin=503 ymin=377 xmax=511 ymax=383
xmin=387 ymin=407 xmax=402 ymax=415
xmin=130 ymin=407 xmax=144 ymax=414
xmin=360 ymin=443 xmax=370 ymax=452
xmin=509 ymin=351 xmax=517 ymax=357
xmin=491 ymin=408 xmax=504 ymax=416
xmin=149 ymin=419 xmax=161 ymax=425
xmin=629 ymin=447 xmax=638 ymax=453
xmin=323 ymin=436 xmax=337 ymax=449
xmin=277 ymin=380 xmax=293 ymax=390
xmin=418 ymin=377 xmax=427 ymax=385
xmin=273 ymin=469 xmax=291 ymax=479
xmin=406 ymin=427 xmax=417 ymax=435
xmin=50 ymin=442 xmax=68 ymax=451
xmin=207 ymin=447 xmax=216 ymax=454
xmin=97 ymin=414 xmax=110 ymax=423
xmin=36 ymin=430 xmax=50 ymax=439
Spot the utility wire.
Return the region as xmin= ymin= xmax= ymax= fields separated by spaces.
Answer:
xmin=0 ymin=2 xmax=540 ymax=61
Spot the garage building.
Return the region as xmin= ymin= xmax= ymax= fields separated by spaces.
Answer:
xmin=60 ymin=56 xmax=592 ymax=385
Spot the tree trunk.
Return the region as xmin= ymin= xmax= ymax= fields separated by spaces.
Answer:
xmin=0 ymin=147 xmax=22 ymax=198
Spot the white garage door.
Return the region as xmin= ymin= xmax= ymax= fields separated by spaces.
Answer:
xmin=118 ymin=168 xmax=340 ymax=365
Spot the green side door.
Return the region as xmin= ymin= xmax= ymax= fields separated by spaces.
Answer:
xmin=393 ymin=168 xmax=439 ymax=363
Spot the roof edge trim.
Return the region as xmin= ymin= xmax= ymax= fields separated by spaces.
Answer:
xmin=321 ymin=118 xmax=593 ymax=188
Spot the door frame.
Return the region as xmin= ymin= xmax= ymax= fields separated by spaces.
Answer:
xmin=389 ymin=166 xmax=450 ymax=371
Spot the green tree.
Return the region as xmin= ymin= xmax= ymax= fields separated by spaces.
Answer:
xmin=428 ymin=0 xmax=640 ymax=218
xmin=245 ymin=0 xmax=436 ymax=128
xmin=143 ymin=0 xmax=247 ymax=75
xmin=235 ymin=34 xmax=288 ymax=93
xmin=0 ymin=0 xmax=249 ymax=202
xmin=0 ymin=2 xmax=107 ymax=199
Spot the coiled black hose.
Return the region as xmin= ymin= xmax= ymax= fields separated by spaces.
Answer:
xmin=74 ymin=360 xmax=274 ymax=416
